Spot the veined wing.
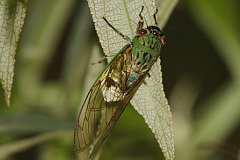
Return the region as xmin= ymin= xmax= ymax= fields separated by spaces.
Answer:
xmin=74 ymin=43 xmax=148 ymax=158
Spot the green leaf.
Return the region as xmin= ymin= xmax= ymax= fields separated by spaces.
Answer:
xmin=0 ymin=0 xmax=27 ymax=107
xmin=86 ymin=0 xmax=179 ymax=159
xmin=186 ymin=0 xmax=240 ymax=86
xmin=0 ymin=130 xmax=71 ymax=159
xmin=182 ymin=0 xmax=240 ymax=159
xmin=0 ymin=114 xmax=74 ymax=135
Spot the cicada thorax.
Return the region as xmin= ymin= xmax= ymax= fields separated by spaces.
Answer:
xmin=126 ymin=27 xmax=162 ymax=87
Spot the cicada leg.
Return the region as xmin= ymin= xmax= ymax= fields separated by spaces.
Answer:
xmin=135 ymin=6 xmax=144 ymax=34
xmin=153 ymin=8 xmax=158 ymax=26
xmin=91 ymin=53 xmax=116 ymax=65
xmin=91 ymin=56 xmax=106 ymax=65
xmin=103 ymin=17 xmax=131 ymax=43
xmin=142 ymin=73 xmax=151 ymax=85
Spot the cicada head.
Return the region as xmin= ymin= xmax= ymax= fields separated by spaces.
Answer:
xmin=137 ymin=26 xmax=167 ymax=45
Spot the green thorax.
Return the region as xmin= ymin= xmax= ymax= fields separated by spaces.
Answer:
xmin=131 ymin=26 xmax=163 ymax=74
xmin=126 ymin=26 xmax=165 ymax=88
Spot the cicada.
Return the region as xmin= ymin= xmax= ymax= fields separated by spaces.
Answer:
xmin=74 ymin=6 xmax=167 ymax=158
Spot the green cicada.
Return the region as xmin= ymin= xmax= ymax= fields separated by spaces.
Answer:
xmin=74 ymin=6 xmax=167 ymax=158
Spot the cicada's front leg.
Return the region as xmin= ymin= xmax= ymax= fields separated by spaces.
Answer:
xmin=135 ymin=6 xmax=144 ymax=34
xmin=135 ymin=6 xmax=159 ymax=34
xmin=153 ymin=8 xmax=158 ymax=26
xmin=103 ymin=17 xmax=131 ymax=43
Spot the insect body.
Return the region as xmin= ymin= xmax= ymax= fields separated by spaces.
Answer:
xmin=74 ymin=6 xmax=167 ymax=158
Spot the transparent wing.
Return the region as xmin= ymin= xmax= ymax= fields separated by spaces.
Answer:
xmin=74 ymin=44 xmax=148 ymax=158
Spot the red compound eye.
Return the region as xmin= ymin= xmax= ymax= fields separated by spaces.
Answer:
xmin=138 ymin=29 xmax=147 ymax=35
xmin=161 ymin=36 xmax=167 ymax=45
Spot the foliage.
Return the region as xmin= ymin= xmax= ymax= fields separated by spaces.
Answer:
xmin=0 ymin=0 xmax=239 ymax=159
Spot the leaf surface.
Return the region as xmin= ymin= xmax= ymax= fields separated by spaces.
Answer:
xmin=0 ymin=0 xmax=27 ymax=106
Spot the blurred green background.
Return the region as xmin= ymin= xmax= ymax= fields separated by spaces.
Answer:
xmin=0 ymin=0 xmax=240 ymax=160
